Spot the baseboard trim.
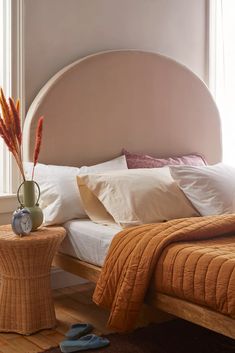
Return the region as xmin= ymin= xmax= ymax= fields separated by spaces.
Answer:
xmin=51 ymin=267 xmax=88 ymax=289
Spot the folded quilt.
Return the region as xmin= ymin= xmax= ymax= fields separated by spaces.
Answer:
xmin=93 ymin=215 xmax=235 ymax=332
xmin=153 ymin=233 xmax=235 ymax=315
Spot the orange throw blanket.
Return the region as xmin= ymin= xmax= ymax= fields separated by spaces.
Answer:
xmin=93 ymin=215 xmax=235 ymax=331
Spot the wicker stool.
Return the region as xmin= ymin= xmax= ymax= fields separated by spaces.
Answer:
xmin=0 ymin=225 xmax=66 ymax=334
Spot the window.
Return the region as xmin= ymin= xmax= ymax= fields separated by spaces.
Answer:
xmin=210 ymin=0 xmax=235 ymax=164
xmin=0 ymin=0 xmax=22 ymax=195
xmin=0 ymin=0 xmax=12 ymax=194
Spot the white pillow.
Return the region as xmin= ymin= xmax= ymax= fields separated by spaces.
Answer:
xmin=24 ymin=155 xmax=128 ymax=225
xmin=170 ymin=163 xmax=235 ymax=216
xmin=77 ymin=167 xmax=199 ymax=228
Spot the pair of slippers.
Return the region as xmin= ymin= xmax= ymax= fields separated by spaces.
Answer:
xmin=60 ymin=323 xmax=110 ymax=352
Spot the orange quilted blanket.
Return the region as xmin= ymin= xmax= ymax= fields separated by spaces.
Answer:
xmin=93 ymin=215 xmax=235 ymax=331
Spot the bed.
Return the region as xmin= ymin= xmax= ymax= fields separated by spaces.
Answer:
xmin=23 ymin=50 xmax=235 ymax=339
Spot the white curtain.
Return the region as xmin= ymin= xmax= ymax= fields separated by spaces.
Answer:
xmin=213 ymin=0 xmax=235 ymax=164
xmin=0 ymin=0 xmax=11 ymax=194
xmin=0 ymin=0 xmax=5 ymax=192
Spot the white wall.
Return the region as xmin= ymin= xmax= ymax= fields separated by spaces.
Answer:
xmin=24 ymin=0 xmax=208 ymax=111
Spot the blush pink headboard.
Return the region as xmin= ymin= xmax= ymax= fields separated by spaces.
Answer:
xmin=23 ymin=50 xmax=222 ymax=166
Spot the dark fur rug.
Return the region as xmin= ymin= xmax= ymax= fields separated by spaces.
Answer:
xmin=40 ymin=319 xmax=235 ymax=353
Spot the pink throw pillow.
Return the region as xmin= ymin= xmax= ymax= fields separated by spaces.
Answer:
xmin=122 ymin=149 xmax=207 ymax=169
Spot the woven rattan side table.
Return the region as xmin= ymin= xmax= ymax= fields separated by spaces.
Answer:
xmin=0 ymin=225 xmax=66 ymax=334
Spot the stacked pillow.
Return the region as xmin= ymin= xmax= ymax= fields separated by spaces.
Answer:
xmin=77 ymin=168 xmax=199 ymax=228
xmin=27 ymin=148 xmax=234 ymax=228
xmin=77 ymin=162 xmax=235 ymax=228
xmin=24 ymin=155 xmax=128 ymax=225
xmin=170 ymin=163 xmax=235 ymax=216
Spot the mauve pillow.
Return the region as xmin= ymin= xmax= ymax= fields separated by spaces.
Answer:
xmin=122 ymin=149 xmax=207 ymax=169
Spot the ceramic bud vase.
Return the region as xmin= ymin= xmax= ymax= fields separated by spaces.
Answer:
xmin=17 ymin=180 xmax=43 ymax=231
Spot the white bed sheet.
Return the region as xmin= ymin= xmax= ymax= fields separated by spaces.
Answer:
xmin=60 ymin=219 xmax=121 ymax=267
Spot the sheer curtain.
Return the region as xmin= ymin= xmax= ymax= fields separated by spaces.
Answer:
xmin=0 ymin=0 xmax=6 ymax=193
xmin=0 ymin=0 xmax=13 ymax=194
xmin=212 ymin=0 xmax=235 ymax=164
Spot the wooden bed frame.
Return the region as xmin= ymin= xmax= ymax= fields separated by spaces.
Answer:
xmin=53 ymin=253 xmax=235 ymax=339
xmin=23 ymin=50 xmax=234 ymax=339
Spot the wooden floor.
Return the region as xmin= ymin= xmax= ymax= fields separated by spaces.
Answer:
xmin=0 ymin=283 xmax=110 ymax=353
xmin=0 ymin=282 xmax=171 ymax=353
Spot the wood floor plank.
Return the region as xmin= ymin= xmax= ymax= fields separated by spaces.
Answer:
xmin=26 ymin=332 xmax=57 ymax=351
xmin=41 ymin=330 xmax=64 ymax=344
xmin=0 ymin=343 xmax=18 ymax=353
xmin=0 ymin=333 xmax=21 ymax=340
xmin=4 ymin=337 xmax=41 ymax=353
xmin=54 ymin=295 xmax=113 ymax=334
xmin=0 ymin=338 xmax=9 ymax=347
xmin=54 ymin=310 xmax=82 ymax=335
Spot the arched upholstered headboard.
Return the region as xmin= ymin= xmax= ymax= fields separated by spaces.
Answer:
xmin=23 ymin=50 xmax=222 ymax=166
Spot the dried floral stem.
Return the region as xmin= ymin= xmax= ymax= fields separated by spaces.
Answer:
xmin=0 ymin=88 xmax=11 ymax=129
xmin=0 ymin=88 xmax=44 ymax=183
xmin=0 ymin=119 xmax=13 ymax=151
xmin=9 ymin=98 xmax=22 ymax=146
xmin=12 ymin=150 xmax=26 ymax=181
xmin=32 ymin=116 xmax=44 ymax=180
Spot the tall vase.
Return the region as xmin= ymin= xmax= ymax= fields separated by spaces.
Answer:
xmin=18 ymin=180 xmax=43 ymax=231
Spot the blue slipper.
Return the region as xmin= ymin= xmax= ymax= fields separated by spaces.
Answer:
xmin=60 ymin=334 xmax=110 ymax=352
xmin=65 ymin=323 xmax=93 ymax=340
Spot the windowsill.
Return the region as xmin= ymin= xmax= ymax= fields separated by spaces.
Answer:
xmin=0 ymin=193 xmax=16 ymax=199
xmin=0 ymin=194 xmax=17 ymax=213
